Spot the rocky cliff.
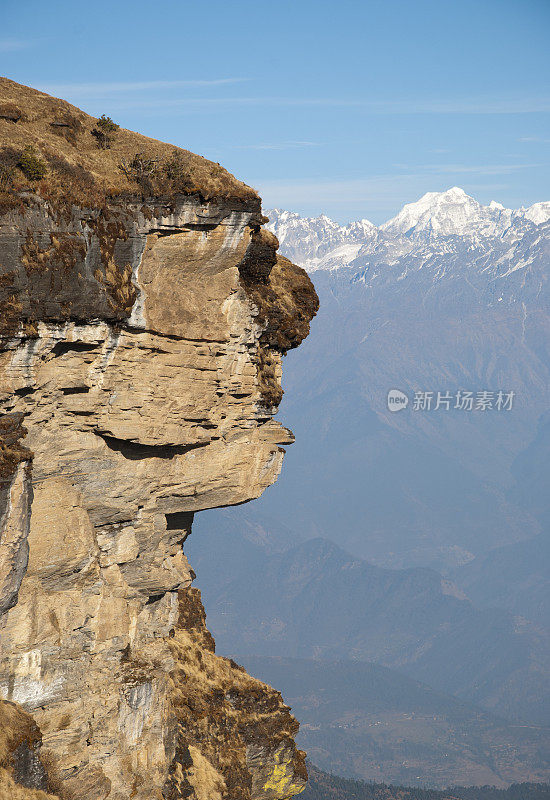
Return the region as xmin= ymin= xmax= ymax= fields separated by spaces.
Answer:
xmin=0 ymin=78 xmax=318 ymax=800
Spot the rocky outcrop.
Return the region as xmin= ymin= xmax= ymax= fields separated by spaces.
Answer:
xmin=0 ymin=78 xmax=318 ymax=800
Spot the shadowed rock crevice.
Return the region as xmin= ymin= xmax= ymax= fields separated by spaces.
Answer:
xmin=165 ymin=511 xmax=194 ymax=532
xmin=95 ymin=432 xmax=210 ymax=460
xmin=50 ymin=341 xmax=99 ymax=358
xmin=60 ymin=386 xmax=89 ymax=395
xmin=0 ymin=414 xmax=32 ymax=620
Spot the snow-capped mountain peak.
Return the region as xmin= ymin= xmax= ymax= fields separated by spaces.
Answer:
xmin=379 ymin=187 xmax=506 ymax=239
xmin=521 ymin=201 xmax=550 ymax=225
xmin=345 ymin=218 xmax=377 ymax=237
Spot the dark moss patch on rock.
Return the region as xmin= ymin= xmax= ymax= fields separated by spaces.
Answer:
xmin=237 ymin=228 xmax=279 ymax=285
xmin=241 ymin=253 xmax=319 ymax=408
xmin=0 ymin=413 xmax=32 ymax=484
xmin=0 ymin=700 xmax=55 ymax=797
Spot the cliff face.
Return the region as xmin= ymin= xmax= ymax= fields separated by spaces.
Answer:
xmin=0 ymin=78 xmax=318 ymax=800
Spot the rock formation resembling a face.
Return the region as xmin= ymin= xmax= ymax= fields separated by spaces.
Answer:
xmin=0 ymin=94 xmax=317 ymax=798
xmin=0 ymin=202 xmax=296 ymax=605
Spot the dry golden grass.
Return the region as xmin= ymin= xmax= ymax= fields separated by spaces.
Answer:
xmin=160 ymin=587 xmax=306 ymax=800
xmin=0 ymin=77 xmax=258 ymax=206
xmin=0 ymin=701 xmax=58 ymax=800
xmin=0 ymin=769 xmax=57 ymax=800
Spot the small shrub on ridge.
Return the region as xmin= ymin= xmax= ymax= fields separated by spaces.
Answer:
xmin=18 ymin=146 xmax=47 ymax=181
xmin=91 ymin=114 xmax=119 ymax=149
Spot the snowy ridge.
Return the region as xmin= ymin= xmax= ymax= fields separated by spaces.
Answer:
xmin=266 ymin=188 xmax=550 ymax=273
xmin=267 ymin=208 xmax=378 ymax=271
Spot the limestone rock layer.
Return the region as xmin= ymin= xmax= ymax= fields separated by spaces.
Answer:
xmin=0 ymin=78 xmax=318 ymax=800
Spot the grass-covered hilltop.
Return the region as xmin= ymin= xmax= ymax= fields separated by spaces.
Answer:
xmin=0 ymin=76 xmax=258 ymax=214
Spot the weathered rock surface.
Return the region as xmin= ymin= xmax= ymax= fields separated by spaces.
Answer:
xmin=0 ymin=78 xmax=318 ymax=799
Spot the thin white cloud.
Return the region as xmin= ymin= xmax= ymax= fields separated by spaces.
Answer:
xmin=377 ymin=98 xmax=550 ymax=115
xmin=0 ymin=39 xmax=28 ymax=53
xmin=419 ymin=163 xmax=542 ymax=175
xmin=255 ymin=175 xmax=438 ymax=206
xmin=87 ymin=96 xmax=366 ymax=112
xmin=235 ymin=141 xmax=321 ymax=151
xmin=11 ymin=76 xmax=550 ymax=114
xmin=253 ymin=174 xmax=513 ymax=215
xmin=518 ymin=136 xmax=550 ymax=144
xmin=38 ymin=78 xmax=249 ymax=97
xmin=45 ymin=91 xmax=550 ymax=114
xmin=114 ymin=96 xmax=550 ymax=116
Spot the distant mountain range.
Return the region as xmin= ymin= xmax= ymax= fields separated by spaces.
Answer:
xmin=249 ymin=188 xmax=550 ymax=571
xmin=267 ymin=188 xmax=550 ymax=273
xmin=453 ymin=529 xmax=550 ymax=628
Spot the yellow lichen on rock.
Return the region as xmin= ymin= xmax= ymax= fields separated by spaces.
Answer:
xmin=260 ymin=746 xmax=306 ymax=800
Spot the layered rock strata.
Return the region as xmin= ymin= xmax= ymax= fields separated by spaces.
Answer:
xmin=0 ymin=78 xmax=318 ymax=800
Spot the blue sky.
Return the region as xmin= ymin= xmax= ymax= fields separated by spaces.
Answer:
xmin=1 ymin=0 xmax=549 ymax=223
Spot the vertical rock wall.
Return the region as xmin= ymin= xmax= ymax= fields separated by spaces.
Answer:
xmin=0 ymin=79 xmax=318 ymax=800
